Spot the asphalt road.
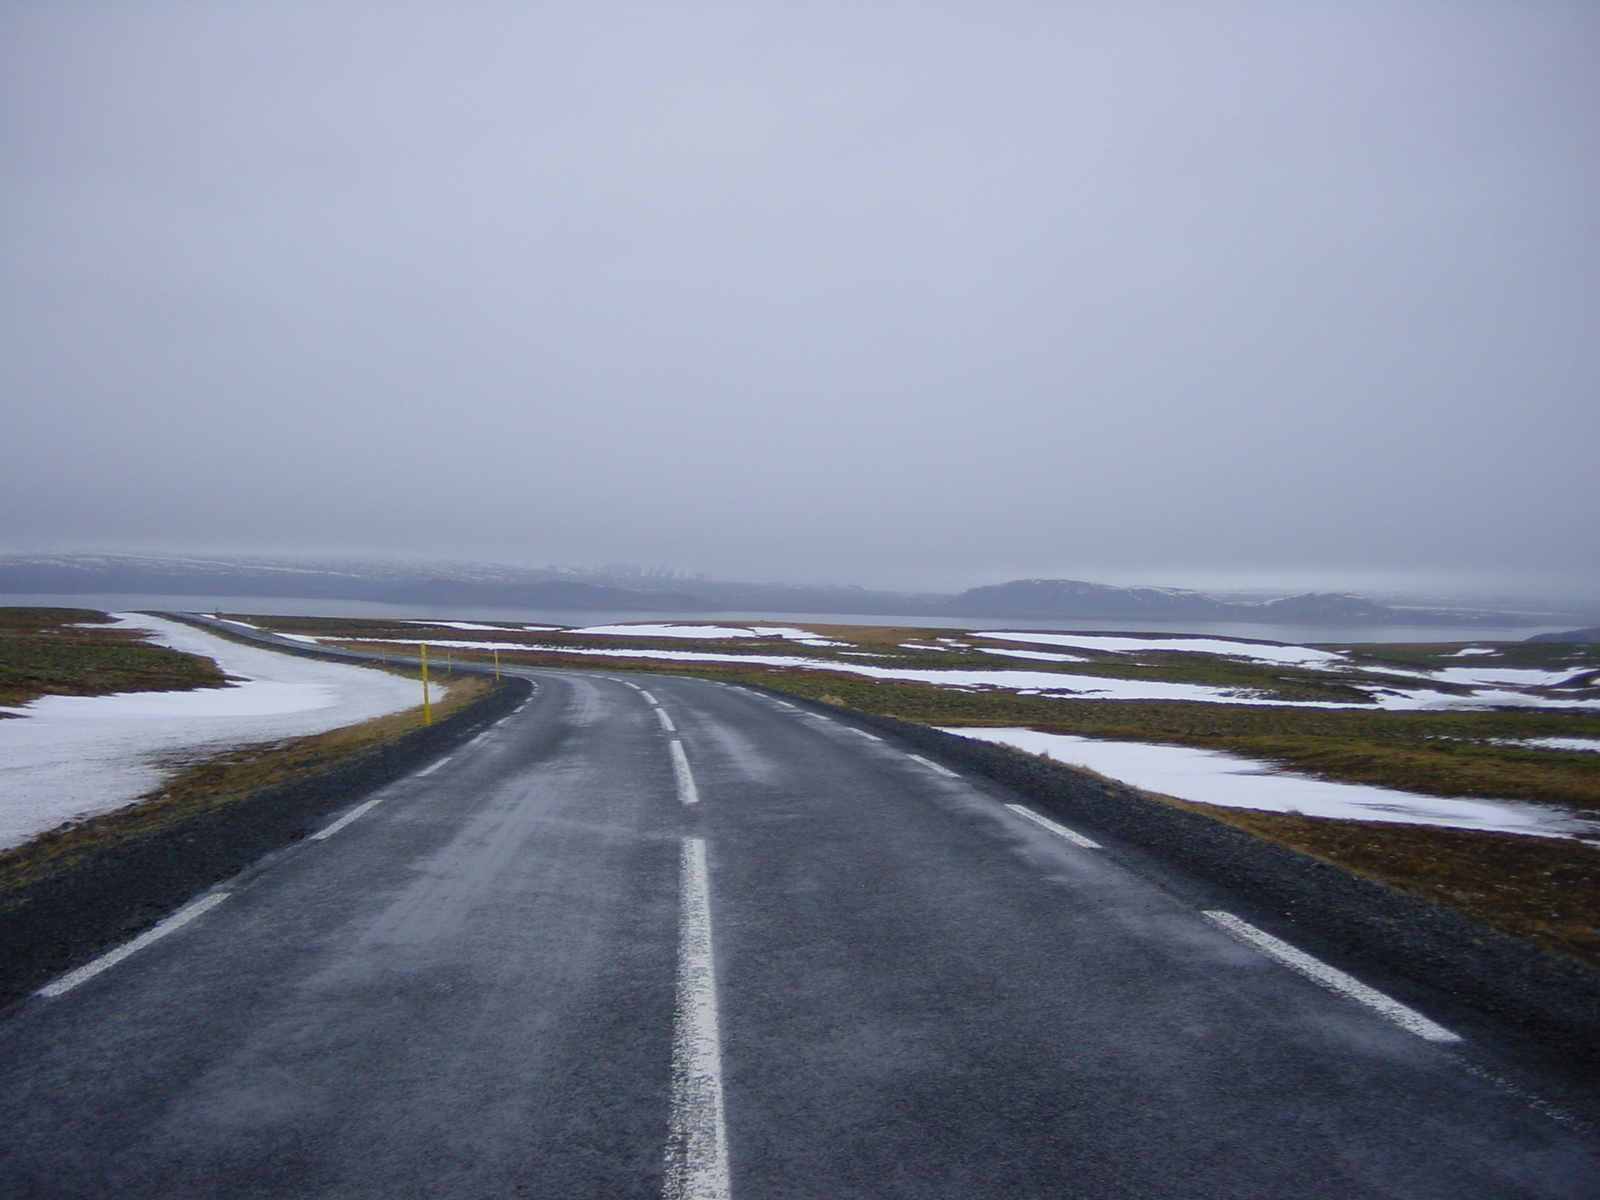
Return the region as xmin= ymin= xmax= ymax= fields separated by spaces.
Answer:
xmin=0 ymin=669 xmax=1594 ymax=1198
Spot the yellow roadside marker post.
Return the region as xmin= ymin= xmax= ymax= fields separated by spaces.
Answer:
xmin=445 ymin=649 xmax=452 ymax=674
xmin=420 ymin=644 xmax=433 ymax=726
xmin=493 ymin=648 xmax=501 ymax=680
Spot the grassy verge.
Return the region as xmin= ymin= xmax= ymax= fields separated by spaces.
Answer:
xmin=1159 ymin=800 xmax=1600 ymax=968
xmin=0 ymin=607 xmax=228 ymax=707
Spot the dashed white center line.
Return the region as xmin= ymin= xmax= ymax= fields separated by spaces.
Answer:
xmin=38 ymin=892 xmax=231 ymax=998
xmin=416 ymin=756 xmax=453 ymax=777
xmin=1202 ymin=911 xmax=1462 ymax=1043
xmin=311 ymin=796 xmax=388 ymax=841
xmin=656 ymin=707 xmax=678 ymax=732
xmin=1006 ymin=803 xmax=1102 ymax=849
xmin=907 ymin=753 xmax=958 ymax=778
xmin=639 ymin=689 xmax=660 ymax=705
xmin=843 ymin=727 xmax=883 ymax=743
xmin=665 ymin=837 xmax=731 ymax=1200
xmin=670 ymin=740 xmax=701 ymax=806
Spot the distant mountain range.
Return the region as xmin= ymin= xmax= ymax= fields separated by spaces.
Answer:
xmin=0 ymin=553 xmax=1584 ymax=626
xmin=940 ymin=578 xmax=1398 ymax=623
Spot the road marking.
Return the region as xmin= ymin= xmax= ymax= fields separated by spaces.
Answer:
xmin=639 ymin=689 xmax=660 ymax=704
xmin=416 ymin=756 xmax=453 ymax=777
xmin=1005 ymin=803 xmax=1102 ymax=848
xmin=38 ymin=892 xmax=231 ymax=998
xmin=656 ymin=707 xmax=678 ymax=732
xmin=666 ymin=838 xmax=731 ymax=1200
xmin=844 ymin=727 xmax=883 ymax=743
xmin=311 ymin=796 xmax=388 ymax=841
xmin=1202 ymin=911 xmax=1462 ymax=1043
xmin=670 ymin=739 xmax=701 ymax=806
xmin=907 ymin=753 xmax=958 ymax=778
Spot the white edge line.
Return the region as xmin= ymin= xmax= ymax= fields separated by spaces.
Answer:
xmin=1005 ymin=803 xmax=1102 ymax=849
xmin=847 ymin=728 xmax=883 ymax=743
xmin=1202 ymin=911 xmax=1462 ymax=1043
xmin=416 ymin=756 xmax=453 ymax=777
xmin=38 ymin=892 xmax=231 ymax=998
xmin=310 ymin=796 xmax=387 ymax=841
xmin=907 ymin=753 xmax=958 ymax=778
xmin=657 ymin=707 xmax=678 ymax=732
xmin=666 ymin=837 xmax=732 ymax=1200
xmin=670 ymin=739 xmax=701 ymax=806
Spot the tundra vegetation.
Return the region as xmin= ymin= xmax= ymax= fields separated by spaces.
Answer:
xmin=0 ymin=607 xmax=227 ymax=707
xmin=239 ymin=613 xmax=1600 ymax=969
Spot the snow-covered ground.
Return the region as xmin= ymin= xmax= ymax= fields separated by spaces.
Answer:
xmin=329 ymin=637 xmax=1592 ymax=710
xmin=939 ymin=727 xmax=1597 ymax=840
xmin=567 ymin=623 xmax=844 ymax=646
xmin=1502 ymin=737 xmax=1600 ymax=754
xmin=975 ymin=631 xmax=1349 ymax=668
xmin=0 ymin=616 xmax=437 ymax=851
xmin=978 ymin=630 xmax=1598 ymax=690
xmin=982 ymin=647 xmax=1090 ymax=663
xmin=401 ymin=620 xmax=556 ymax=632
xmin=317 ymin=639 xmax=1325 ymax=703
xmin=246 ymin=615 xmax=1600 ymax=711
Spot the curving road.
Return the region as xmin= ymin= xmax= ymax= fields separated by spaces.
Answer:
xmin=0 ymin=668 xmax=1594 ymax=1198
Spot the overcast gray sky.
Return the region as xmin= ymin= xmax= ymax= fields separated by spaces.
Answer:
xmin=2 ymin=1 xmax=1596 ymax=597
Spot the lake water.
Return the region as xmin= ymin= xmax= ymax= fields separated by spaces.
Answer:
xmin=0 ymin=593 xmax=1575 ymax=645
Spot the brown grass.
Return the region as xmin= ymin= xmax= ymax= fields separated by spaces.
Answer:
xmin=0 ymin=607 xmax=228 ymax=708
xmin=1162 ymin=801 xmax=1600 ymax=970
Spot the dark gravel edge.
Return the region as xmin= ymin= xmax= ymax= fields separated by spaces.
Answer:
xmin=731 ymin=682 xmax=1600 ymax=1099
xmin=0 ymin=621 xmax=531 ymax=1010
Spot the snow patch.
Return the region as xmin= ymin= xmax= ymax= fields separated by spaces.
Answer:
xmin=400 ymin=620 xmax=547 ymax=632
xmin=1500 ymin=737 xmax=1600 ymax=754
xmin=975 ymin=631 xmax=1348 ymax=668
xmin=981 ymin=647 xmax=1090 ymax=663
xmin=938 ymin=727 xmax=1594 ymax=839
xmin=1430 ymin=665 xmax=1596 ymax=689
xmin=567 ymin=623 xmax=763 ymax=639
xmin=287 ymin=634 xmax=1600 ymax=711
xmin=0 ymin=616 xmax=437 ymax=851
xmin=566 ymin=622 xmax=841 ymax=645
